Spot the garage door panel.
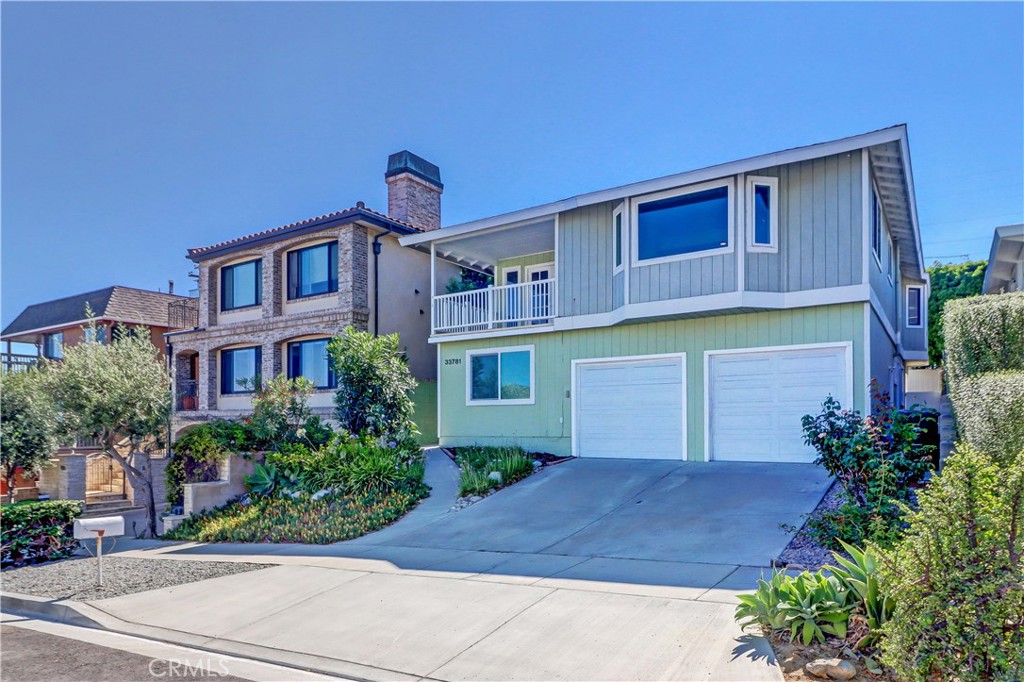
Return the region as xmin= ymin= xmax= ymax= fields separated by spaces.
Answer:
xmin=711 ymin=346 xmax=847 ymax=463
xmin=576 ymin=356 xmax=684 ymax=461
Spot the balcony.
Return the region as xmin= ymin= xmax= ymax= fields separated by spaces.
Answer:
xmin=1 ymin=352 xmax=38 ymax=374
xmin=433 ymin=279 xmax=556 ymax=335
xmin=168 ymin=298 xmax=199 ymax=330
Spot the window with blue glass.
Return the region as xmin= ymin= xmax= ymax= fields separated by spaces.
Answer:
xmin=84 ymin=326 xmax=106 ymax=344
xmin=43 ymin=332 xmax=63 ymax=359
xmin=287 ymin=339 xmax=336 ymax=389
xmin=220 ymin=346 xmax=261 ymax=394
xmin=636 ymin=184 xmax=730 ymax=262
xmin=747 ymin=177 xmax=778 ymax=250
xmin=221 ymin=259 xmax=262 ymax=311
xmin=287 ymin=242 xmax=338 ymax=300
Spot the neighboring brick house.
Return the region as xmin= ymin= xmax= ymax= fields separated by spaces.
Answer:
xmin=167 ymin=151 xmax=460 ymax=442
xmin=1 ymin=285 xmax=191 ymax=510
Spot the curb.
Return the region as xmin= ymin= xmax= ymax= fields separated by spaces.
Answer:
xmin=1 ymin=591 xmax=103 ymax=628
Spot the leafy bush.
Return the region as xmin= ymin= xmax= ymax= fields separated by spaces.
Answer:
xmin=879 ymin=445 xmax=1024 ymax=681
xmin=454 ymin=445 xmax=535 ymax=496
xmin=1 ymin=368 xmax=59 ymax=503
xmin=162 ymin=487 xmax=428 ymax=544
xmin=1 ymin=500 xmax=84 ymax=568
xmin=246 ymin=375 xmax=329 ymax=449
xmin=165 ymin=420 xmax=244 ymax=506
xmin=950 ymin=371 xmax=1024 ymax=466
xmin=943 ymin=291 xmax=1024 ymax=386
xmin=926 ymin=260 xmax=987 ymax=365
xmin=735 ymin=569 xmax=855 ymax=645
xmin=800 ymin=389 xmax=934 ymax=548
xmin=328 ymin=328 xmax=417 ymax=439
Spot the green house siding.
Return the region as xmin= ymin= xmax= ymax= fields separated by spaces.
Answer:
xmin=438 ymin=303 xmax=867 ymax=459
xmin=410 ymin=380 xmax=438 ymax=445
xmin=496 ymin=251 xmax=555 ymax=279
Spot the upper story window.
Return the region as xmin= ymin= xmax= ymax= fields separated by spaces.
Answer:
xmin=467 ymin=345 xmax=534 ymax=405
xmin=612 ymin=204 xmax=624 ymax=273
xmin=287 ymin=242 xmax=338 ymax=300
xmin=43 ymin=332 xmax=63 ymax=359
xmin=871 ymin=189 xmax=883 ymax=264
xmin=221 ymin=259 xmax=262 ymax=311
xmin=887 ymin=235 xmax=896 ymax=282
xmin=633 ymin=180 xmax=732 ymax=265
xmin=287 ymin=338 xmax=336 ymax=389
xmin=747 ymin=176 xmax=778 ymax=252
xmin=84 ymin=326 xmax=106 ymax=345
xmin=220 ymin=346 xmax=261 ymax=394
xmin=906 ymin=286 xmax=923 ymax=328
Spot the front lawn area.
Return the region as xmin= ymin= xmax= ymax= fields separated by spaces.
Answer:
xmin=163 ymin=485 xmax=426 ymax=544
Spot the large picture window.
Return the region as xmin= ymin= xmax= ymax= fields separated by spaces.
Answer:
xmin=287 ymin=338 xmax=336 ymax=389
xmin=467 ymin=346 xmax=534 ymax=404
xmin=221 ymin=259 xmax=262 ymax=311
xmin=634 ymin=181 xmax=732 ymax=264
xmin=287 ymin=242 xmax=338 ymax=300
xmin=221 ymin=346 xmax=261 ymax=394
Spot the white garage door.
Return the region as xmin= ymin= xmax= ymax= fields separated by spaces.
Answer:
xmin=575 ymin=356 xmax=685 ymax=460
xmin=709 ymin=346 xmax=849 ymax=463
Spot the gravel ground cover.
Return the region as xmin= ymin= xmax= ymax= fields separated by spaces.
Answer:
xmin=1 ymin=556 xmax=273 ymax=601
xmin=778 ymin=481 xmax=845 ymax=570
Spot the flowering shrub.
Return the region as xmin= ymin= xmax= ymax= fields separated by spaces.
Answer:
xmin=800 ymin=387 xmax=935 ymax=548
xmin=1 ymin=499 xmax=84 ymax=568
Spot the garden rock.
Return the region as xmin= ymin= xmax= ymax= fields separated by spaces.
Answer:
xmin=805 ymin=658 xmax=857 ymax=680
xmin=469 ymin=495 xmax=483 ymax=502
xmin=487 ymin=471 xmax=503 ymax=485
xmin=532 ymin=460 xmax=542 ymax=468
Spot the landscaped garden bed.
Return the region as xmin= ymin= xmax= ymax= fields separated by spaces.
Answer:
xmin=444 ymin=445 xmax=571 ymax=509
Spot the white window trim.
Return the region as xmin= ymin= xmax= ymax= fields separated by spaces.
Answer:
xmin=523 ymin=262 xmax=554 ymax=282
xmin=465 ymin=344 xmax=535 ymax=406
xmin=630 ymin=178 xmax=735 ymax=267
xmin=612 ymin=202 xmax=625 ymax=274
xmin=746 ymin=175 xmax=778 ymax=253
xmin=905 ymin=285 xmax=923 ymax=328
xmin=501 ymin=266 xmax=521 ymax=286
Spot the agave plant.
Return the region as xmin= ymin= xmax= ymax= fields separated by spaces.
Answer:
xmin=735 ymin=570 xmax=791 ymax=631
xmin=244 ymin=463 xmax=280 ymax=497
xmin=776 ymin=571 xmax=855 ymax=645
xmin=826 ymin=540 xmax=895 ymax=649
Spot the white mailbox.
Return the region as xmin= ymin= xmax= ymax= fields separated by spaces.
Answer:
xmin=74 ymin=516 xmax=125 ymax=539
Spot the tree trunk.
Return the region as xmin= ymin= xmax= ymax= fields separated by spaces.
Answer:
xmin=103 ymin=441 xmax=156 ymax=539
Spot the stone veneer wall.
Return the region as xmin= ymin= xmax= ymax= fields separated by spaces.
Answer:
xmin=385 ymin=172 xmax=441 ymax=230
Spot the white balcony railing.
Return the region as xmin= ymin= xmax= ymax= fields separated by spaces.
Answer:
xmin=433 ymin=279 xmax=557 ymax=334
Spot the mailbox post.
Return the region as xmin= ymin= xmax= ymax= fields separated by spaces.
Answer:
xmin=73 ymin=516 xmax=125 ymax=586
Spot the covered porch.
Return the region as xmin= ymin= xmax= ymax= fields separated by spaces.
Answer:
xmin=426 ymin=217 xmax=558 ymax=335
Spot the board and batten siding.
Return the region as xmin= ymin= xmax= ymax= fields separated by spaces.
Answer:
xmin=746 ymin=152 xmax=864 ymax=293
xmin=630 ymin=246 xmax=737 ymax=303
xmin=496 ymin=251 xmax=556 ymax=279
xmin=869 ymin=307 xmax=899 ymax=396
xmin=438 ymin=303 xmax=866 ymax=459
xmin=557 ymin=202 xmax=616 ymax=317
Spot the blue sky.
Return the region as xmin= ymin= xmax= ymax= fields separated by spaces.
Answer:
xmin=3 ymin=2 xmax=1022 ymax=328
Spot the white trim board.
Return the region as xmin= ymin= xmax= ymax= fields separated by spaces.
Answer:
xmin=571 ymin=352 xmax=687 ymax=460
xmin=702 ymin=341 xmax=854 ymax=462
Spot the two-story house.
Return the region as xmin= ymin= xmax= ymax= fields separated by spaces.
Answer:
xmin=167 ymin=151 xmax=459 ymax=441
xmin=401 ymin=126 xmax=929 ymax=462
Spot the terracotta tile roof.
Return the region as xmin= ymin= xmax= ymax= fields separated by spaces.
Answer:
xmin=187 ymin=204 xmax=423 ymax=260
xmin=1 ymin=286 xmax=192 ymax=338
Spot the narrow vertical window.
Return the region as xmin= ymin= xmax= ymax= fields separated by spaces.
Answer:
xmin=747 ymin=176 xmax=778 ymax=251
xmin=613 ymin=206 xmax=624 ymax=272
xmin=871 ymin=189 xmax=882 ymax=261
xmin=906 ymin=286 xmax=923 ymax=328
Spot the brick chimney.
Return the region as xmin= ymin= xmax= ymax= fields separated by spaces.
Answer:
xmin=385 ymin=150 xmax=443 ymax=231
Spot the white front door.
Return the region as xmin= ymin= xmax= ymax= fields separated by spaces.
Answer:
xmin=708 ymin=345 xmax=850 ymax=462
xmin=524 ymin=263 xmax=553 ymax=321
xmin=575 ymin=355 xmax=686 ymax=460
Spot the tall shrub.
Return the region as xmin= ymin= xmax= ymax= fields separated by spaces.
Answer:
xmin=0 ymin=369 xmax=59 ymax=503
xmin=879 ymin=446 xmax=1024 ymax=681
xmin=926 ymin=260 xmax=987 ymax=365
xmin=1 ymin=499 xmax=84 ymax=568
xmin=328 ymin=328 xmax=416 ymax=438
xmin=944 ymin=292 xmax=1024 ymax=386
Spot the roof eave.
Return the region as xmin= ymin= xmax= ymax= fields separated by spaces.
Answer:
xmin=401 ymin=125 xmax=909 ymax=247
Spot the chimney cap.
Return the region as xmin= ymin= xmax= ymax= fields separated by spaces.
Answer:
xmin=386 ymin=150 xmax=443 ymax=189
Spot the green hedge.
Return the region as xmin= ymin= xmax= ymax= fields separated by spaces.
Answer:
xmin=950 ymin=371 xmax=1024 ymax=466
xmin=944 ymin=291 xmax=1024 ymax=386
xmin=1 ymin=499 xmax=84 ymax=568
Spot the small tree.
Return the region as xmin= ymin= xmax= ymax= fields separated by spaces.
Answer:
xmin=926 ymin=259 xmax=987 ymax=365
xmin=45 ymin=324 xmax=170 ymax=537
xmin=0 ymin=369 xmax=59 ymax=503
xmin=328 ymin=327 xmax=416 ymax=438
xmin=246 ymin=374 xmax=315 ymax=448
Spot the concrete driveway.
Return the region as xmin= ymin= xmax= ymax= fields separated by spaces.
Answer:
xmin=53 ymin=454 xmax=830 ymax=681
